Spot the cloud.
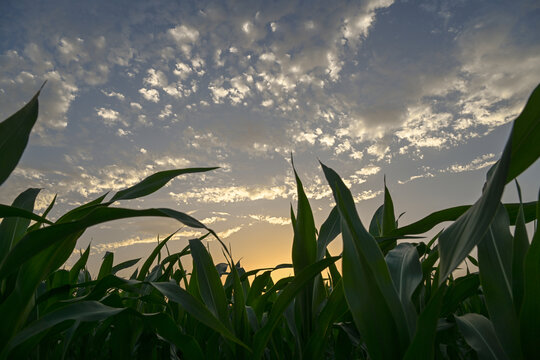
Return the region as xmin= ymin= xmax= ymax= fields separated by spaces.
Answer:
xmin=248 ymin=214 xmax=291 ymax=226
xmin=92 ymin=230 xmax=204 ymax=254
xmin=169 ymin=184 xmax=291 ymax=203
xmin=159 ymin=104 xmax=173 ymax=118
xmin=398 ymin=172 xmax=436 ymax=185
xmin=101 ymin=89 xmax=125 ymax=100
xmin=443 ymin=153 xmax=497 ymax=174
xmin=144 ymin=68 xmax=168 ymax=88
xmin=397 ymin=153 xmax=498 ymax=184
xmin=139 ymin=88 xmax=160 ymax=102
xmin=355 ymin=165 xmax=381 ymax=176
xmin=96 ymin=107 xmax=119 ymax=124
xmin=130 ymin=102 xmax=142 ymax=110
xmin=353 ymin=189 xmax=383 ymax=202
xmin=218 ymin=226 xmax=242 ymax=239
xmin=0 ymin=47 xmax=78 ymax=131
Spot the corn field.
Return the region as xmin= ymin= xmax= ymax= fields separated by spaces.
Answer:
xmin=0 ymin=83 xmax=539 ymax=359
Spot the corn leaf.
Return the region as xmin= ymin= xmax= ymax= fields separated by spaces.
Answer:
xmin=137 ymin=232 xmax=177 ymax=281
xmin=97 ymin=252 xmax=114 ymax=281
xmin=111 ymin=258 xmax=141 ymax=275
xmin=3 ymin=301 xmax=125 ymax=358
xmin=150 ymin=281 xmax=249 ymax=350
xmin=316 ymin=206 xmax=340 ymax=260
xmin=477 ymin=204 xmax=522 ymax=359
xmin=0 ymin=188 xmax=40 ymax=265
xmin=455 ymin=313 xmax=509 ymax=360
xmin=519 ymin=189 xmax=540 ymax=359
xmin=321 ymin=162 xmax=409 ymax=359
xmin=390 ymin=202 xmax=536 ymax=237
xmin=385 ymin=243 xmax=422 ymax=337
xmin=189 ymin=238 xmax=231 ymax=328
xmin=512 ymin=182 xmax=529 ymax=313
xmin=69 ymin=244 xmax=91 ymax=283
xmin=382 ymin=178 xmax=396 ymax=236
xmin=506 ymin=83 xmax=540 ymax=182
xmin=438 ymin=136 xmax=511 ymax=283
xmin=110 ymin=167 xmax=218 ymax=202
xmin=0 ymin=207 xmax=207 ymax=279
xmin=0 ymin=85 xmax=42 ymax=186
xmin=27 ymin=194 xmax=56 ymax=232
xmin=0 ymin=205 xmax=53 ymax=225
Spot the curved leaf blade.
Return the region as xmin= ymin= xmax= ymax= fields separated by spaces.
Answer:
xmin=110 ymin=167 xmax=218 ymax=201
xmin=455 ymin=313 xmax=509 ymax=360
xmin=477 ymin=204 xmax=522 ymax=359
xmin=0 ymin=85 xmax=43 ymax=186
xmin=321 ymin=162 xmax=409 ymax=359
xmin=385 ymin=243 xmax=422 ymax=337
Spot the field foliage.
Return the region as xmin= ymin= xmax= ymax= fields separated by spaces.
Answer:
xmin=0 ymin=84 xmax=539 ymax=359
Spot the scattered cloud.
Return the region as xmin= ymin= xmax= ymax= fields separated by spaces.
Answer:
xmin=169 ymin=185 xmax=291 ymax=203
xmin=101 ymin=89 xmax=125 ymax=100
xmin=443 ymin=153 xmax=497 ymax=174
xmin=139 ymin=88 xmax=160 ymax=102
xmin=248 ymin=214 xmax=291 ymax=226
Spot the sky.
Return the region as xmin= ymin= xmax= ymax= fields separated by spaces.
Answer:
xmin=1 ymin=0 xmax=539 ymax=275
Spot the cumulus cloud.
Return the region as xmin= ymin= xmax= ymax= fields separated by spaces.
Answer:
xmin=355 ymin=165 xmax=381 ymax=176
xmin=96 ymin=107 xmax=119 ymax=123
xmin=139 ymin=88 xmax=160 ymax=102
xmin=130 ymin=102 xmax=142 ymax=110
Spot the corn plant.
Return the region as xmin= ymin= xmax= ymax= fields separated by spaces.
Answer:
xmin=0 ymin=83 xmax=538 ymax=359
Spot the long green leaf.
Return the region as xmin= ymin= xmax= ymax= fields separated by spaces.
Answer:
xmin=291 ymin=160 xmax=317 ymax=344
xmin=321 ymin=162 xmax=409 ymax=359
xmin=519 ymin=189 xmax=540 ymax=359
xmin=0 ymin=188 xmax=40 ymax=265
xmin=381 ymin=177 xmax=396 ymax=236
xmin=477 ymin=204 xmax=522 ymax=359
xmin=110 ymin=167 xmax=218 ymax=201
xmin=137 ymin=232 xmax=177 ymax=281
xmin=512 ymin=182 xmax=529 ymax=313
xmin=0 ymin=84 xmax=43 ymax=186
xmin=150 ymin=281 xmax=249 ymax=350
xmin=438 ymin=134 xmax=511 ymax=283
xmin=69 ymin=244 xmax=91 ymax=283
xmin=189 ymin=238 xmax=231 ymax=327
xmin=3 ymin=301 xmax=125 ymax=358
xmin=316 ymin=206 xmax=340 ymax=260
xmin=455 ymin=313 xmax=509 ymax=360
xmin=385 ymin=243 xmax=422 ymax=337
xmin=97 ymin=252 xmax=114 ymax=280
xmin=111 ymin=258 xmax=141 ymax=275
xmin=291 ymin=159 xmax=317 ymax=273
xmin=389 ymin=202 xmax=536 ymax=237
xmin=506 ymin=83 xmax=540 ymax=182
xmin=27 ymin=194 xmax=56 ymax=233
xmin=0 ymin=204 xmax=53 ymax=225
xmin=0 ymin=206 xmax=208 ymax=279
